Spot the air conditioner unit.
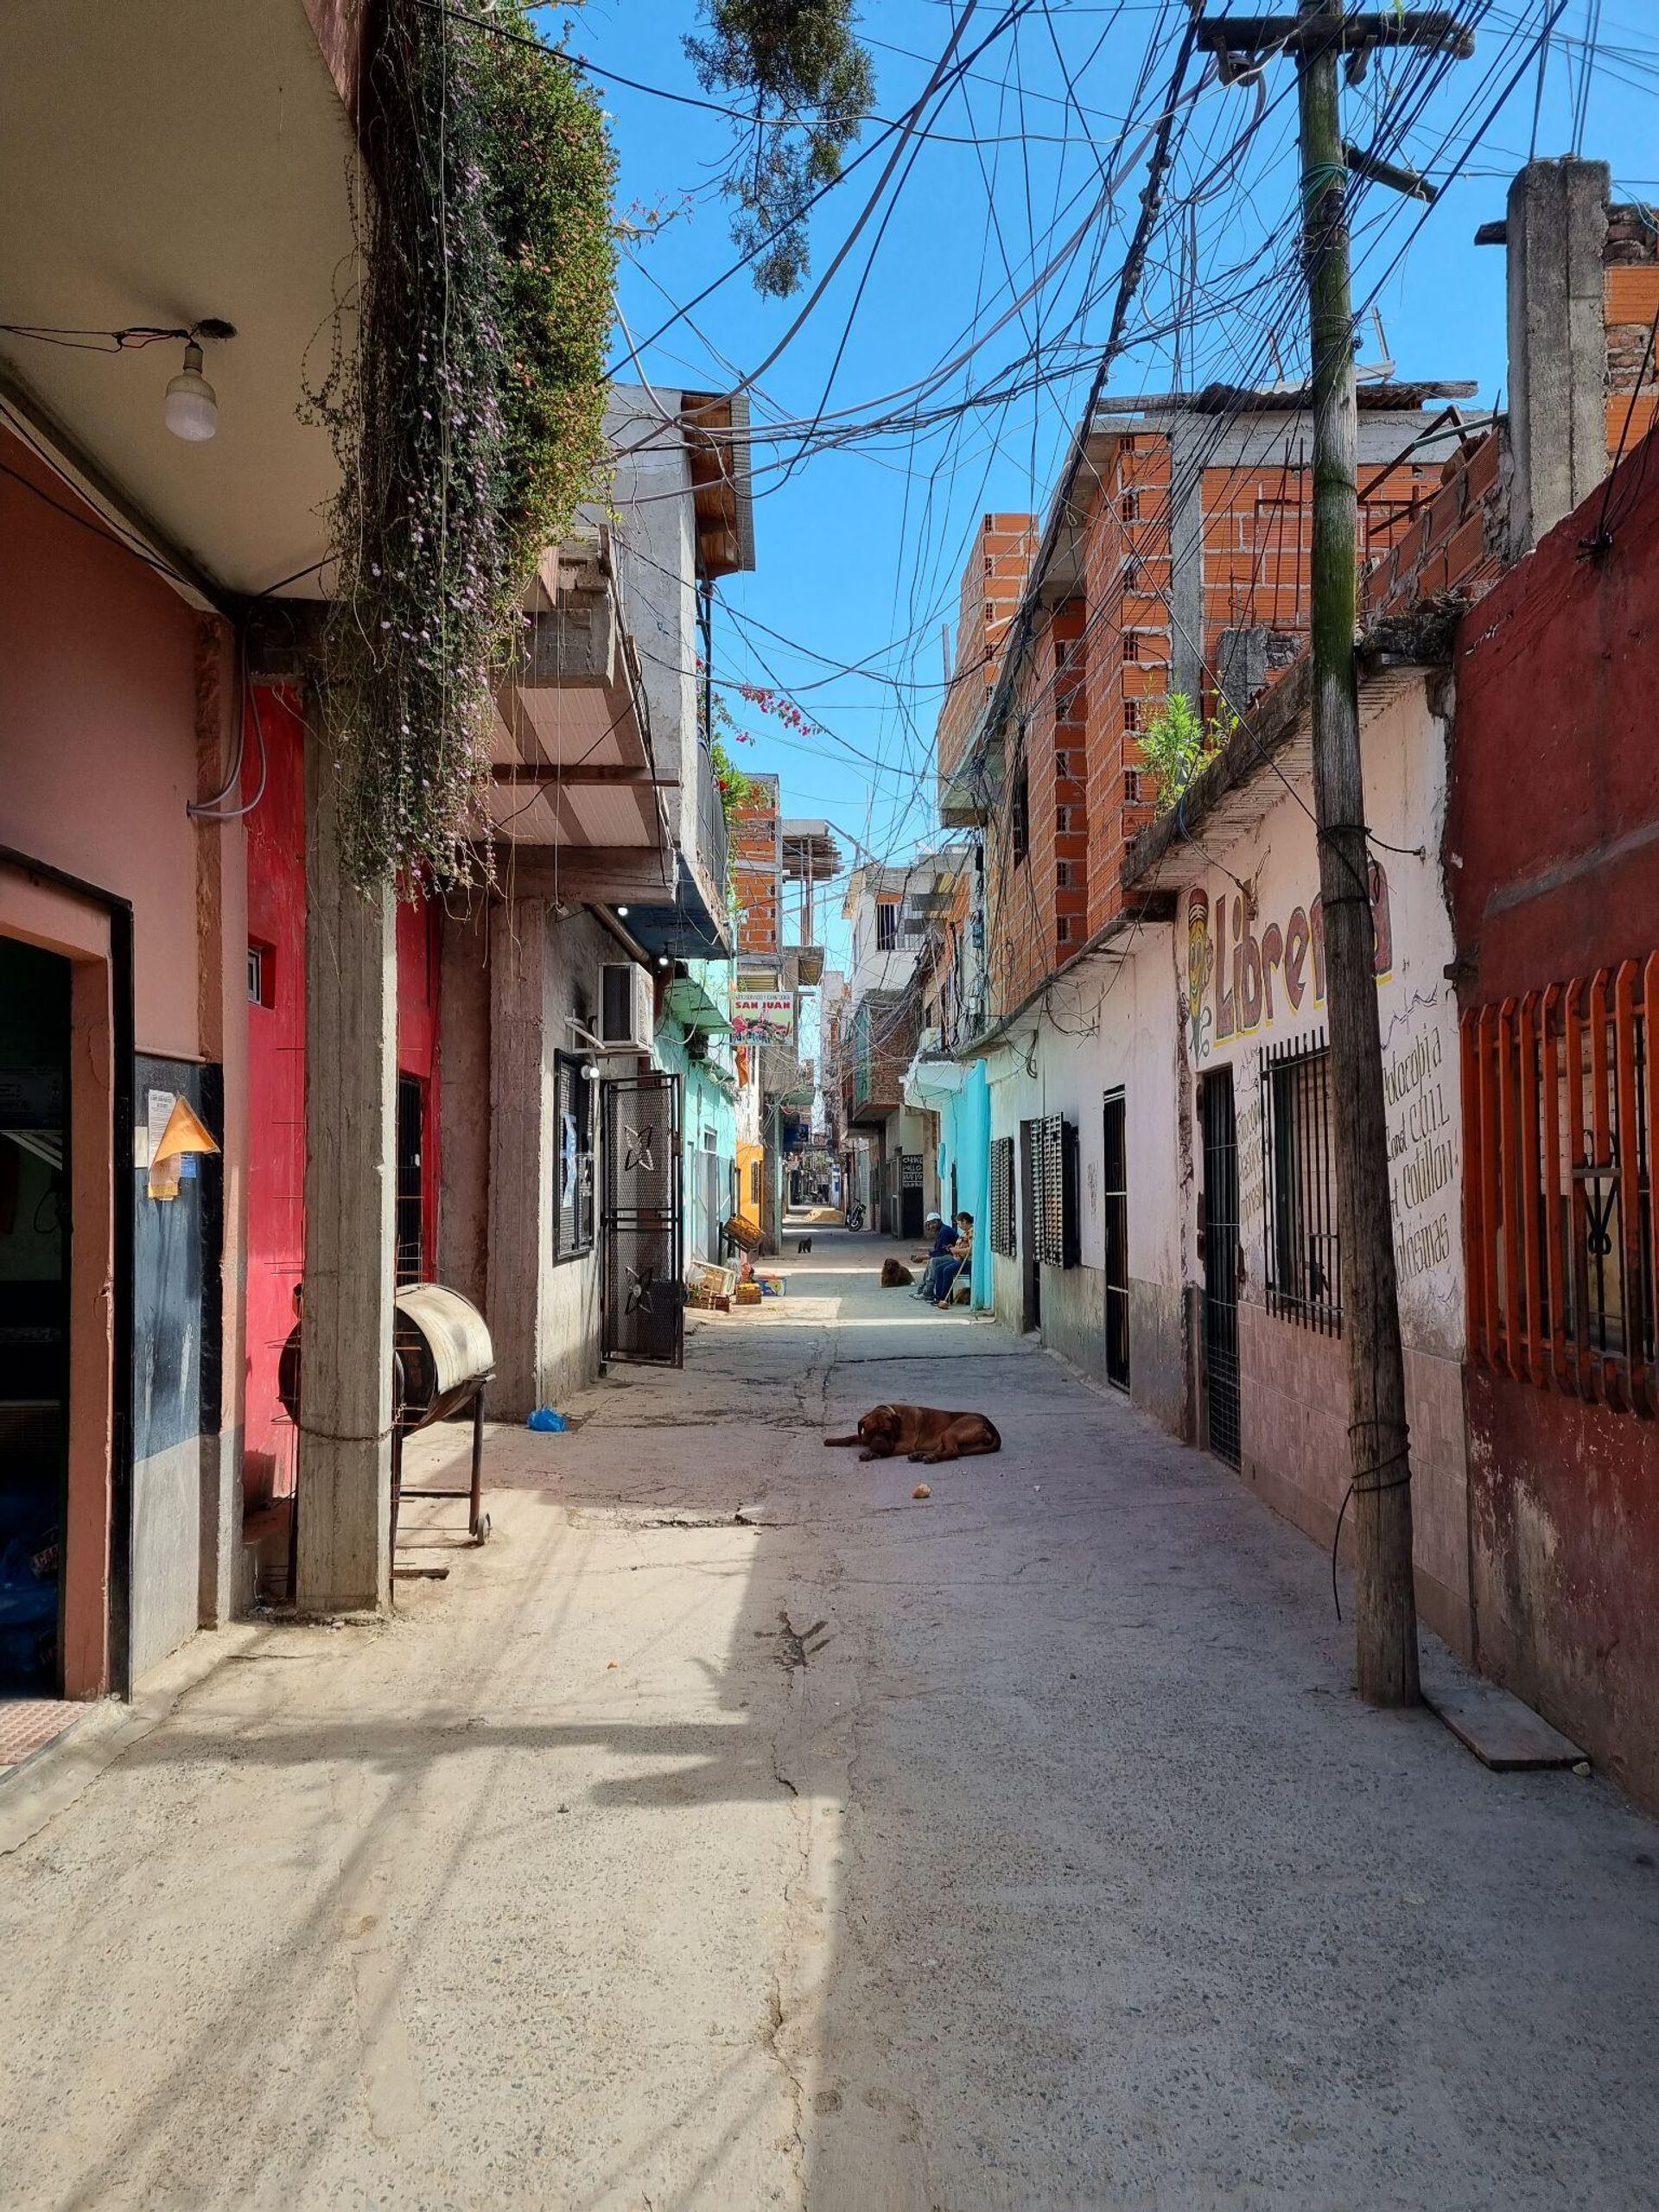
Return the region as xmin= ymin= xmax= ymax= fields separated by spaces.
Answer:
xmin=600 ymin=961 xmax=654 ymax=1052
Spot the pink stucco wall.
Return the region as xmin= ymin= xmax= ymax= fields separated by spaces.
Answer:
xmin=0 ymin=433 xmax=202 ymax=1061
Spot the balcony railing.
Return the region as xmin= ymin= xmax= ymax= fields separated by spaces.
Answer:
xmin=696 ymin=740 xmax=729 ymax=915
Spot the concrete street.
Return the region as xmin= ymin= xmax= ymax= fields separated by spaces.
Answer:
xmin=3 ymin=1233 xmax=1657 ymax=2210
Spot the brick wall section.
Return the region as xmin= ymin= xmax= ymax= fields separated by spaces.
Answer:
xmin=731 ymin=772 xmax=781 ymax=958
xmin=1363 ymin=429 xmax=1509 ymax=619
xmin=1082 ymin=435 xmax=1172 ymax=944
xmin=1605 ymin=205 xmax=1659 ymax=459
xmin=937 ymin=512 xmax=1039 ymax=787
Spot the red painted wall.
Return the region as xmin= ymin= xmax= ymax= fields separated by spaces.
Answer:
xmin=0 ymin=434 xmax=201 ymax=1058
xmin=1449 ymin=428 xmax=1659 ymax=1809
xmin=243 ymin=688 xmax=307 ymax=1504
xmin=1448 ymin=429 xmax=1659 ymax=1001
xmin=242 ymin=703 xmax=444 ymax=1503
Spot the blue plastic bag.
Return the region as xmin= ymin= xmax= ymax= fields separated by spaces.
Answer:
xmin=526 ymin=1407 xmax=567 ymax=1433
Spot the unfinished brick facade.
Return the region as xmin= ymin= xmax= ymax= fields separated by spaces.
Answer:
xmin=937 ymin=512 xmax=1038 ymax=804
xmin=958 ymin=404 xmax=1450 ymax=1026
xmin=731 ymin=772 xmax=781 ymax=960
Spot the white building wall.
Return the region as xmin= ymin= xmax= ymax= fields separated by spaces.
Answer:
xmin=1173 ymin=675 xmax=1470 ymax=1646
xmin=980 ymin=940 xmax=1185 ymax=1412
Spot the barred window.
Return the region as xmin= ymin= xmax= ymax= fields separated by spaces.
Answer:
xmin=555 ymin=1052 xmax=595 ymax=1262
xmin=1033 ymin=1113 xmax=1080 ymax=1268
xmin=1464 ymin=960 xmax=1657 ymax=1410
xmin=1260 ymin=1033 xmax=1340 ymax=1332
xmin=1056 ymin=861 xmax=1071 ymax=889
xmin=1120 ymin=488 xmax=1141 ymax=524
xmin=1124 ymin=768 xmax=1143 ymax=804
xmin=876 ymin=900 xmax=899 ymax=951
xmin=1122 ymin=630 xmax=1141 ymax=663
xmin=1011 ymin=765 xmax=1030 ymax=863
xmin=989 ymin=1136 xmax=1016 ymax=1255
xmin=1057 ymin=917 xmax=1072 ymax=944
xmin=1123 ymin=699 xmax=1141 ymax=734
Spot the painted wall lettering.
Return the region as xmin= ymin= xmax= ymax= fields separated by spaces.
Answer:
xmin=1185 ymin=862 xmax=1391 ymax=1055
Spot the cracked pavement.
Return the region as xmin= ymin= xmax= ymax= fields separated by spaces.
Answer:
xmin=2 ymin=1233 xmax=1658 ymax=2208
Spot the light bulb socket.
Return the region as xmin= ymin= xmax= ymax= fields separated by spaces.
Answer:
xmin=164 ymin=339 xmax=219 ymax=441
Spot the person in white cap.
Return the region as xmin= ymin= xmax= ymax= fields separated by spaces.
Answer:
xmin=912 ymin=1211 xmax=957 ymax=1294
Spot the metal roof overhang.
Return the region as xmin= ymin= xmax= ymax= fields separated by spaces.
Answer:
xmin=663 ymin=978 xmax=730 ymax=1033
xmin=0 ymin=0 xmax=359 ymax=605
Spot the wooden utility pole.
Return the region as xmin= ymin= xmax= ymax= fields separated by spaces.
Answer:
xmin=1195 ymin=3 xmax=1471 ymax=1706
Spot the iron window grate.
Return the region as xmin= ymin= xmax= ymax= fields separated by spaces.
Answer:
xmin=989 ymin=1136 xmax=1015 ymax=1255
xmin=1260 ymin=1030 xmax=1343 ymax=1334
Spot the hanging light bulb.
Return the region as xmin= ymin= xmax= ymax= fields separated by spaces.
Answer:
xmin=164 ymin=339 xmax=218 ymax=441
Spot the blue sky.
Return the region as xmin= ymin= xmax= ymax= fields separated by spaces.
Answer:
xmin=552 ymin=0 xmax=1658 ymax=962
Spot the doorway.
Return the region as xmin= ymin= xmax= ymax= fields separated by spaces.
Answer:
xmin=1103 ymin=1088 xmax=1129 ymax=1390
xmin=1199 ymin=1069 xmax=1242 ymax=1465
xmin=0 ymin=938 xmax=71 ymax=1694
xmin=395 ymin=1075 xmax=426 ymax=1285
xmin=899 ymin=1154 xmax=925 ymax=1241
xmin=1018 ymin=1119 xmax=1041 ymax=1332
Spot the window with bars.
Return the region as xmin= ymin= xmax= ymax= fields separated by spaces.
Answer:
xmin=1122 ymin=630 xmax=1141 ymax=663
xmin=1056 ymin=804 xmax=1074 ymax=834
xmin=1260 ymin=1033 xmax=1341 ymax=1332
xmin=1120 ymin=489 xmax=1141 ymax=524
xmin=1033 ymin=1113 xmax=1080 ymax=1268
xmin=1056 ymin=861 xmax=1071 ymax=889
xmin=1463 ymin=958 xmax=1658 ymax=1412
xmin=554 ymin=1052 xmax=595 ymax=1262
xmin=875 ymin=900 xmax=899 ymax=951
xmin=989 ymin=1135 xmax=1016 ymax=1255
xmin=1057 ymin=917 xmax=1072 ymax=945
xmin=1011 ymin=764 xmax=1030 ymax=863
xmin=1124 ymin=768 xmax=1144 ymax=804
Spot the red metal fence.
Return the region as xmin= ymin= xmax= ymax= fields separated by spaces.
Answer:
xmin=1461 ymin=956 xmax=1659 ymax=1414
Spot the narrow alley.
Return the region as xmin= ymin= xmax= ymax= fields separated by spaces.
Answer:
xmin=3 ymin=1234 xmax=1656 ymax=2210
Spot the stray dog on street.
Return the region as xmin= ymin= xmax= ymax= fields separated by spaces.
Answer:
xmin=824 ymin=1403 xmax=1001 ymax=1464
xmin=795 ymin=1236 xmax=813 ymax=1254
xmin=880 ymin=1258 xmax=914 ymax=1287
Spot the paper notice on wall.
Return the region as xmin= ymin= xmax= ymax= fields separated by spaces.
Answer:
xmin=145 ymin=1091 xmax=219 ymax=1200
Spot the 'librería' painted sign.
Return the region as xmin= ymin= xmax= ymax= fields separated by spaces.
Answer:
xmin=1185 ymin=863 xmax=1393 ymax=1061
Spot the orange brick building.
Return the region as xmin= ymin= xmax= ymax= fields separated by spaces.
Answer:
xmin=949 ymin=393 xmax=1461 ymax=1027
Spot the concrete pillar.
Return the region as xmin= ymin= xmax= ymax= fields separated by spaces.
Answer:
xmin=1167 ymin=418 xmax=1207 ymax=706
xmin=486 ymin=898 xmax=553 ymax=1416
xmin=192 ymin=615 xmax=247 ymax=1630
xmin=1507 ymin=157 xmax=1611 ymax=552
xmin=296 ymin=721 xmax=397 ymax=1614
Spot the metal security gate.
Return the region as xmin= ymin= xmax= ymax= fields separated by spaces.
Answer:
xmin=1103 ymin=1089 xmax=1130 ymax=1390
xmin=1200 ymin=1069 xmax=1241 ymax=1465
xmin=601 ymin=1071 xmax=683 ymax=1367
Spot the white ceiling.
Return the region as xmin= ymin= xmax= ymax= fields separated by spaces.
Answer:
xmin=0 ymin=0 xmax=356 ymax=597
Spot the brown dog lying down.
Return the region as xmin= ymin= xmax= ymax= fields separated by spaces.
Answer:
xmin=880 ymin=1258 xmax=914 ymax=1287
xmin=824 ymin=1402 xmax=1001 ymax=1464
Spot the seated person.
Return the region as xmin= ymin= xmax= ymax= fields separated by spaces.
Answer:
xmin=920 ymin=1212 xmax=974 ymax=1306
xmin=911 ymin=1211 xmax=957 ymax=1276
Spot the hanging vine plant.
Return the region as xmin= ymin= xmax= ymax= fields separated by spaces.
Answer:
xmin=304 ymin=0 xmax=615 ymax=893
